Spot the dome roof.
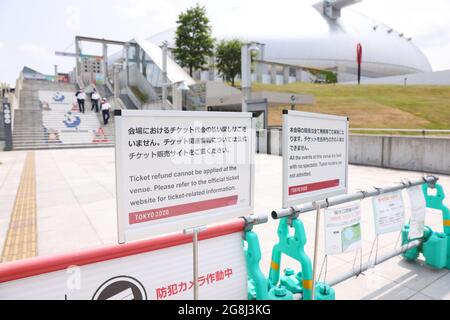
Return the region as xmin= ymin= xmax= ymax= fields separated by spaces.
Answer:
xmin=147 ymin=2 xmax=432 ymax=77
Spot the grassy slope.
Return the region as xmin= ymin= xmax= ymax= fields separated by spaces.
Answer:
xmin=251 ymin=83 xmax=450 ymax=129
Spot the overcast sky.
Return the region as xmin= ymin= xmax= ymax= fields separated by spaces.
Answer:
xmin=1 ymin=0 xmax=450 ymax=85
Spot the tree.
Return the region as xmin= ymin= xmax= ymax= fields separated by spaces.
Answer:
xmin=215 ymin=39 xmax=243 ymax=87
xmin=173 ymin=4 xmax=215 ymax=77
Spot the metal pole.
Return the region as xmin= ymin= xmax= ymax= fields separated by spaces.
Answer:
xmin=113 ymin=65 xmax=119 ymax=100
xmin=311 ymin=203 xmax=321 ymax=300
xmin=193 ymin=229 xmax=199 ymax=300
xmin=180 ymin=216 xmax=267 ymax=301
xmin=272 ymin=175 xmax=438 ymax=220
xmin=327 ymin=240 xmax=422 ymax=287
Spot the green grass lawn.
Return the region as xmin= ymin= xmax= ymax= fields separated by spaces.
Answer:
xmin=250 ymin=83 xmax=450 ymax=130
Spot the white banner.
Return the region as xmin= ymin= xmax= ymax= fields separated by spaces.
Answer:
xmin=115 ymin=110 xmax=255 ymax=242
xmin=372 ymin=191 xmax=405 ymax=235
xmin=407 ymin=185 xmax=426 ymax=239
xmin=324 ymin=202 xmax=362 ymax=255
xmin=0 ymin=226 xmax=247 ymax=300
xmin=282 ymin=110 xmax=348 ymax=207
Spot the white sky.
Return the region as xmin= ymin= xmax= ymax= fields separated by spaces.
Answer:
xmin=0 ymin=0 xmax=450 ymax=85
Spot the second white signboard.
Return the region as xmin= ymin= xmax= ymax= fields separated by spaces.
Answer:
xmin=282 ymin=110 xmax=349 ymax=207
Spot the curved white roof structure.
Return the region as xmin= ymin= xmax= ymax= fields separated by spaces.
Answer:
xmin=147 ymin=1 xmax=432 ymax=78
xmin=134 ymin=38 xmax=195 ymax=85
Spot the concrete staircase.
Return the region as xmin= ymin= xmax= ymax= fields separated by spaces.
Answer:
xmin=12 ymin=79 xmax=114 ymax=150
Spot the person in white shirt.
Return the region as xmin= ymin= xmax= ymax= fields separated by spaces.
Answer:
xmin=75 ymin=89 xmax=86 ymax=113
xmin=101 ymin=98 xmax=111 ymax=125
xmin=91 ymin=89 xmax=100 ymax=113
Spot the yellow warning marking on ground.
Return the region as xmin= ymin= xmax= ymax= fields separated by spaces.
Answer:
xmin=1 ymin=152 xmax=37 ymax=263
xmin=443 ymin=220 xmax=450 ymax=227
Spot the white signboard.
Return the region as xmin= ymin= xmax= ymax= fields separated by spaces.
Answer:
xmin=0 ymin=228 xmax=247 ymax=300
xmin=282 ymin=110 xmax=348 ymax=207
xmin=372 ymin=191 xmax=405 ymax=235
xmin=115 ymin=110 xmax=255 ymax=242
xmin=407 ymin=185 xmax=426 ymax=239
xmin=324 ymin=202 xmax=362 ymax=255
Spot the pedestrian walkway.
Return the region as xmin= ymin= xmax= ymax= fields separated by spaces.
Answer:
xmin=0 ymin=148 xmax=449 ymax=299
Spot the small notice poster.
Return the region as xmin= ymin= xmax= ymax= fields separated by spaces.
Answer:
xmin=324 ymin=202 xmax=362 ymax=255
xmin=372 ymin=191 xmax=405 ymax=235
xmin=114 ymin=110 xmax=255 ymax=242
xmin=407 ymin=185 xmax=427 ymax=239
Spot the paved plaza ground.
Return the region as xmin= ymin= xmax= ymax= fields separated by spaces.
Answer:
xmin=0 ymin=148 xmax=449 ymax=300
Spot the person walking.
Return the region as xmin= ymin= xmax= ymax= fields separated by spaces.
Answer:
xmin=75 ymin=89 xmax=86 ymax=113
xmin=91 ymin=89 xmax=100 ymax=113
xmin=101 ymin=98 xmax=111 ymax=125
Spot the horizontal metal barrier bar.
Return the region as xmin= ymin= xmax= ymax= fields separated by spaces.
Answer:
xmin=272 ymin=175 xmax=438 ymax=220
xmin=350 ymin=128 xmax=450 ymax=133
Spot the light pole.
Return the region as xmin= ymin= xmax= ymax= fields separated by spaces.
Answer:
xmin=241 ymin=42 xmax=260 ymax=112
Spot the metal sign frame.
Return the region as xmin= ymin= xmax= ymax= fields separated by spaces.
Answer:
xmin=115 ymin=110 xmax=256 ymax=243
xmin=282 ymin=110 xmax=349 ymax=208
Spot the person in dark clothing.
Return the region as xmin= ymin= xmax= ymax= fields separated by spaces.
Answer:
xmin=75 ymin=89 xmax=86 ymax=113
xmin=101 ymin=98 xmax=111 ymax=125
xmin=91 ymin=89 xmax=100 ymax=113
